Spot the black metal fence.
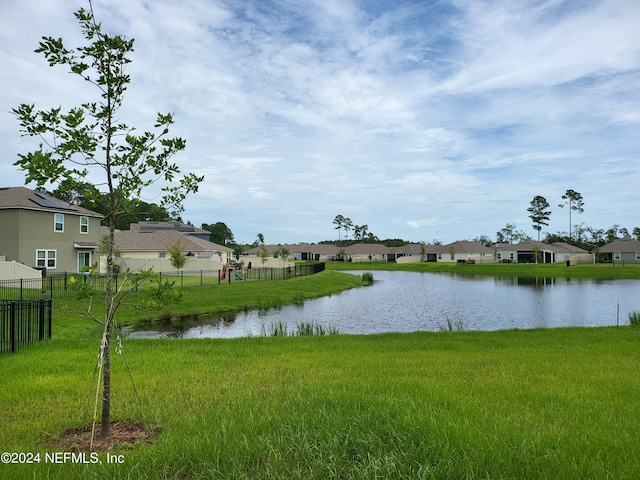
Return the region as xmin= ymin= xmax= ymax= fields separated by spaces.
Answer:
xmin=224 ymin=262 xmax=326 ymax=282
xmin=0 ymin=263 xmax=326 ymax=301
xmin=0 ymin=274 xmax=107 ymax=301
xmin=0 ymin=299 xmax=52 ymax=355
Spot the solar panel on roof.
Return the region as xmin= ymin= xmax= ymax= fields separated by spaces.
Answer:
xmin=31 ymin=192 xmax=79 ymax=211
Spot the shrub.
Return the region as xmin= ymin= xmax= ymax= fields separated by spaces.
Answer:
xmin=361 ymin=272 xmax=374 ymax=285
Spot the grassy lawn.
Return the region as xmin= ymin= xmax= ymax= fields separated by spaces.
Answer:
xmin=327 ymin=260 xmax=640 ymax=279
xmin=1 ymin=269 xmax=639 ymax=479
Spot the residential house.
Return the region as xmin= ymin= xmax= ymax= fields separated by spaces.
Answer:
xmin=128 ymin=221 xmax=211 ymax=242
xmin=494 ymin=241 xmax=555 ymax=264
xmin=551 ymin=242 xmax=590 ymax=264
xmin=344 ymin=243 xmax=393 ymax=262
xmin=290 ymin=243 xmax=341 ymax=261
xmin=393 ymin=243 xmax=440 ymax=263
xmin=239 ymin=244 xmax=295 ymax=268
xmin=495 ymin=241 xmax=590 ymax=264
xmin=0 ymin=186 xmax=103 ymax=273
xmin=110 ymin=227 xmax=233 ymax=273
xmin=437 ymin=241 xmax=494 ymax=263
xmin=599 ymin=238 xmax=640 ymax=264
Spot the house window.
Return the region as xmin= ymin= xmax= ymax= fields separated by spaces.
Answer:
xmin=614 ymin=252 xmax=621 ymax=261
xmin=36 ymin=250 xmax=57 ymax=269
xmin=497 ymin=253 xmax=502 ymax=261
xmin=78 ymin=251 xmax=92 ymax=272
xmin=509 ymin=253 xmax=515 ymax=261
xmin=636 ymin=252 xmax=640 ymax=261
xmin=80 ymin=216 xmax=89 ymax=234
xmin=159 ymin=252 xmax=166 ymax=259
xmin=54 ymin=213 xmax=64 ymax=232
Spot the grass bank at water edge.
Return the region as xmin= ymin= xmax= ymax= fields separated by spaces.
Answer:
xmin=1 ymin=326 xmax=640 ymax=479
xmin=328 ymin=260 xmax=640 ymax=279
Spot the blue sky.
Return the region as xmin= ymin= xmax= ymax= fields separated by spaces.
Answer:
xmin=1 ymin=0 xmax=638 ymax=244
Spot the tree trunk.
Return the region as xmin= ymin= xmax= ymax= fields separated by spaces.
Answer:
xmin=101 ymin=327 xmax=111 ymax=438
xmin=100 ymin=200 xmax=117 ymax=439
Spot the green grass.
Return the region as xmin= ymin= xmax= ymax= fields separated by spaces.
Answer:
xmin=328 ymin=260 xmax=640 ymax=279
xmin=2 ymin=268 xmax=640 ymax=479
xmin=2 ymin=328 xmax=640 ymax=479
xmin=50 ymin=269 xmax=362 ymax=329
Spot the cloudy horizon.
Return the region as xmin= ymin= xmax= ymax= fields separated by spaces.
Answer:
xmin=1 ymin=0 xmax=638 ymax=245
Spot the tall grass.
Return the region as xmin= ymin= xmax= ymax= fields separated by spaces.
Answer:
xmin=259 ymin=320 xmax=339 ymax=336
xmin=2 ymin=328 xmax=640 ymax=479
xmin=439 ymin=314 xmax=465 ymax=331
xmin=294 ymin=320 xmax=339 ymax=336
xmin=260 ymin=319 xmax=289 ymax=336
xmin=629 ymin=310 xmax=640 ymax=326
xmin=360 ymin=272 xmax=374 ymax=285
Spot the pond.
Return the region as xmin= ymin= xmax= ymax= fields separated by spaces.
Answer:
xmin=127 ymin=271 xmax=640 ymax=339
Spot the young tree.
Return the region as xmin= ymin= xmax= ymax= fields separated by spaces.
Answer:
xmin=12 ymin=4 xmax=202 ymax=439
xmin=166 ymin=239 xmax=188 ymax=272
xmin=527 ymin=195 xmax=551 ymax=241
xmin=274 ymin=246 xmax=291 ymax=267
xmin=558 ymin=190 xmax=584 ymax=239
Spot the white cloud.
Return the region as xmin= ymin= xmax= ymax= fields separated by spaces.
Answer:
xmin=1 ymin=0 xmax=638 ymax=244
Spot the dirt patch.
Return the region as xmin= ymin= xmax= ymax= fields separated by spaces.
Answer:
xmin=50 ymin=421 xmax=161 ymax=452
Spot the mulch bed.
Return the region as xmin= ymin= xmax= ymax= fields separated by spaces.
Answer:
xmin=50 ymin=421 xmax=161 ymax=451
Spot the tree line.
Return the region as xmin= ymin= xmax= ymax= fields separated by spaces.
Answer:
xmin=484 ymin=189 xmax=639 ymax=251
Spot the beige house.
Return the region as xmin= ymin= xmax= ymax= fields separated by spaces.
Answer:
xmin=437 ymin=241 xmax=494 ymax=263
xmin=393 ymin=243 xmax=441 ymax=263
xmin=291 ymin=243 xmax=341 ymax=262
xmin=109 ymin=227 xmax=233 ymax=274
xmin=0 ymin=186 xmax=103 ymax=274
xmin=239 ymin=244 xmax=295 ymax=268
xmin=344 ymin=243 xmax=393 ymax=262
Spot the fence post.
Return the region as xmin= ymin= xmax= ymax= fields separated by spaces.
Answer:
xmin=20 ymin=278 xmax=23 ymax=301
xmin=47 ymin=299 xmax=52 ymax=339
xmin=10 ymin=302 xmax=16 ymax=353
xmin=39 ymin=300 xmax=45 ymax=341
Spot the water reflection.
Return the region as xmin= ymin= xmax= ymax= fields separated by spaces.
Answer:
xmin=129 ymin=313 xmax=240 ymax=338
xmin=127 ymin=271 xmax=640 ymax=338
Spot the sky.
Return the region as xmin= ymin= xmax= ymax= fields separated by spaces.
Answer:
xmin=1 ymin=0 xmax=639 ymax=245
